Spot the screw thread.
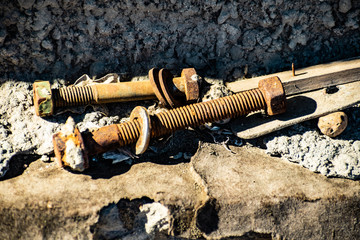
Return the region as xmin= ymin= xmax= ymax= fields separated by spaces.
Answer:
xmin=53 ymin=86 xmax=95 ymax=107
xmin=86 ymin=88 xmax=265 ymax=153
xmin=152 ymin=88 xmax=266 ymax=137
xmin=115 ymin=119 xmax=141 ymax=146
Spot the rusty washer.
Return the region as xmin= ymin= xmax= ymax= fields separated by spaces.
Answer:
xmin=149 ymin=67 xmax=200 ymax=108
xmin=129 ymin=106 xmax=151 ymax=155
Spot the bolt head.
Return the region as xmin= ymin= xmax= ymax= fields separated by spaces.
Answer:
xmin=33 ymin=81 xmax=53 ymax=117
xmin=258 ymin=76 xmax=286 ymax=116
xmin=53 ymin=117 xmax=88 ymax=171
xmin=182 ymin=68 xmax=200 ymax=102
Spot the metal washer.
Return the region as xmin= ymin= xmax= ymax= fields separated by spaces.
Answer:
xmin=130 ymin=106 xmax=151 ymax=155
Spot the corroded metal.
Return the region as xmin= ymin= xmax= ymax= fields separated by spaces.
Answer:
xmin=53 ymin=77 xmax=286 ymax=171
xmin=34 ymin=68 xmax=200 ymax=117
xmin=129 ymin=106 xmax=151 ymax=155
xmin=52 ymin=117 xmax=89 ymax=171
xmin=258 ymin=76 xmax=286 ymax=115
xmin=33 ymin=81 xmax=53 ymax=117
xmin=149 ymin=67 xmax=199 ymax=108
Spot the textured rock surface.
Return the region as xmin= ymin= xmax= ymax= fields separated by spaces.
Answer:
xmin=1 ymin=143 xmax=360 ymax=239
xmin=192 ymin=143 xmax=360 ymax=239
xmin=318 ymin=111 xmax=348 ymax=137
xmin=0 ymin=1 xmax=360 ymax=81
xmin=265 ymin=107 xmax=360 ymax=180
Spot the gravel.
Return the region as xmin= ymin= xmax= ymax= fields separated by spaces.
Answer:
xmin=0 ymin=1 xmax=359 ymax=81
xmin=265 ymin=107 xmax=360 ymax=180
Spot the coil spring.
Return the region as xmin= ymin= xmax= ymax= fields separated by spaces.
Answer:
xmin=53 ymin=86 xmax=95 ymax=107
xmin=152 ymin=88 xmax=266 ymax=137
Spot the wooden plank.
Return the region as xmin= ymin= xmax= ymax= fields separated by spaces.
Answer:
xmin=227 ymin=57 xmax=360 ymax=93
xmin=231 ymin=80 xmax=360 ymax=139
xmin=283 ymin=67 xmax=360 ymax=96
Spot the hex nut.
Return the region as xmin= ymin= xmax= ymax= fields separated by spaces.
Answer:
xmin=182 ymin=68 xmax=200 ymax=102
xmin=33 ymin=81 xmax=53 ymax=117
xmin=318 ymin=111 xmax=348 ymax=137
xmin=258 ymin=76 xmax=286 ymax=116
xmin=52 ymin=117 xmax=89 ymax=171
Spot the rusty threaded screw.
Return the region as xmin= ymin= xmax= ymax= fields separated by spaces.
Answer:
xmin=53 ymin=76 xmax=286 ymax=171
xmin=33 ymin=68 xmax=200 ymax=117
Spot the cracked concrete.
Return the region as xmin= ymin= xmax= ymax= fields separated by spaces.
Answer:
xmin=1 ymin=142 xmax=360 ymax=239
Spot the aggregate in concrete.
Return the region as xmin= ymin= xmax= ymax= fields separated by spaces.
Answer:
xmin=1 ymin=0 xmax=360 ymax=81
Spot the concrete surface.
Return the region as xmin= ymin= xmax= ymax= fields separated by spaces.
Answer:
xmin=1 ymin=143 xmax=360 ymax=239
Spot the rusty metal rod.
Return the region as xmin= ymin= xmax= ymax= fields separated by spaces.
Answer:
xmin=34 ymin=68 xmax=199 ymax=117
xmin=53 ymin=76 xmax=286 ymax=171
xmin=53 ymin=81 xmax=156 ymax=107
xmin=81 ymin=88 xmax=266 ymax=155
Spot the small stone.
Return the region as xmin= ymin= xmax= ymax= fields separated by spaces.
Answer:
xmin=41 ymin=40 xmax=53 ymax=51
xmin=217 ymin=5 xmax=231 ymax=24
xmin=18 ymin=0 xmax=36 ymax=9
xmin=339 ymin=0 xmax=352 ymax=13
xmin=0 ymin=28 xmax=7 ymax=46
xmin=40 ymin=155 xmax=50 ymax=162
xmin=90 ymin=61 xmax=105 ymax=77
xmin=318 ymin=112 xmax=348 ymax=137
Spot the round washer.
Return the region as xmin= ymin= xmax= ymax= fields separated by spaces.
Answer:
xmin=149 ymin=68 xmax=168 ymax=107
xmin=159 ymin=68 xmax=182 ymax=108
xmin=130 ymin=106 xmax=151 ymax=155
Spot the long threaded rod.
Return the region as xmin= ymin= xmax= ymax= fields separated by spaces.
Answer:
xmin=152 ymin=88 xmax=265 ymax=137
xmin=84 ymin=88 xmax=266 ymax=156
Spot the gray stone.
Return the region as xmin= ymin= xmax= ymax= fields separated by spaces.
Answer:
xmin=0 ymin=1 xmax=359 ymax=78
xmin=265 ymin=108 xmax=360 ymax=180
xmin=18 ymin=0 xmax=35 ymax=9
xmin=0 ymin=28 xmax=7 ymax=46
xmin=339 ymin=0 xmax=352 ymax=13
xmin=41 ymin=40 xmax=53 ymax=51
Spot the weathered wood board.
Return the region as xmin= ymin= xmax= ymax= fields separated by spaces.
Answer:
xmin=227 ymin=57 xmax=360 ymax=93
xmin=228 ymin=58 xmax=360 ymax=139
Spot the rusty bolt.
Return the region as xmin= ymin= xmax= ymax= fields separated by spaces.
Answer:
xmin=53 ymin=76 xmax=286 ymax=171
xmin=34 ymin=68 xmax=200 ymax=117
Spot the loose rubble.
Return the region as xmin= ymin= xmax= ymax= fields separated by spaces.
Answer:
xmin=265 ymin=107 xmax=360 ymax=180
xmin=92 ymin=199 xmax=170 ymax=239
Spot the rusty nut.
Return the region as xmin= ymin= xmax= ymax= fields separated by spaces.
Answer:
xmin=258 ymin=76 xmax=286 ymax=116
xmin=181 ymin=68 xmax=200 ymax=102
xmin=53 ymin=117 xmax=89 ymax=171
xmin=33 ymin=81 xmax=53 ymax=117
